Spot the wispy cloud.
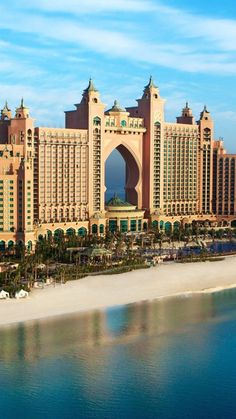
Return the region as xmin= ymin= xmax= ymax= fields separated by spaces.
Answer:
xmin=152 ymin=3 xmax=236 ymax=52
xmin=16 ymin=0 xmax=156 ymax=14
xmin=0 ymin=4 xmax=236 ymax=75
xmin=15 ymin=0 xmax=236 ymax=55
xmin=0 ymin=0 xmax=236 ymax=148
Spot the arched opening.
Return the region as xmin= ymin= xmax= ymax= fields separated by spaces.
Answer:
xmin=8 ymin=240 xmax=14 ymax=249
xmin=27 ymin=241 xmax=32 ymax=252
xmin=152 ymin=220 xmax=158 ymax=230
xmin=231 ymin=220 xmax=236 ymax=228
xmin=47 ymin=230 xmax=52 ymax=239
xmin=99 ymin=224 xmax=104 ymax=234
xmin=93 ymin=116 xmax=101 ymax=126
xmin=174 ymin=221 xmax=180 ymax=231
xmin=78 ymin=227 xmax=87 ymax=237
xmin=0 ymin=241 xmax=6 ymax=251
xmin=92 ymin=224 xmax=98 ymax=234
xmin=105 ymin=149 xmax=125 ymax=201
xmin=66 ymin=228 xmax=75 ymax=236
xmin=165 ymin=222 xmax=172 ymax=233
xmin=159 ymin=220 xmax=164 ymax=230
xmin=54 ymin=229 xmax=64 ymax=239
xmin=105 ymin=145 xmax=140 ymax=206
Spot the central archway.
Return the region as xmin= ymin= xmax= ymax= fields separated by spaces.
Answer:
xmin=105 ymin=144 xmax=141 ymax=206
xmin=105 ymin=149 xmax=125 ymax=201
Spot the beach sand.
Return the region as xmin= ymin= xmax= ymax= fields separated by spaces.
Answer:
xmin=1 ymin=256 xmax=236 ymax=326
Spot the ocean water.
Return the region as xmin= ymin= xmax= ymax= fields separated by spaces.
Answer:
xmin=1 ymin=291 xmax=236 ymax=419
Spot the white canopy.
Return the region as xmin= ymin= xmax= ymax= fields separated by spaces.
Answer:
xmin=0 ymin=290 xmax=9 ymax=299
xmin=15 ymin=289 xmax=29 ymax=299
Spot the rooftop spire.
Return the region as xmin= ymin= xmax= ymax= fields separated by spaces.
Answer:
xmin=18 ymin=98 xmax=28 ymax=109
xmin=182 ymin=102 xmax=192 ymax=114
xmin=3 ymin=100 xmax=10 ymax=112
xmin=144 ymin=75 xmax=157 ymax=90
xmin=176 ymin=101 xmax=194 ymax=124
xmin=84 ymin=78 xmax=98 ymax=93
xmin=1 ymin=100 xmax=11 ymax=120
xmin=200 ymin=104 xmax=211 ymax=121
xmin=15 ymin=98 xmax=30 ymax=118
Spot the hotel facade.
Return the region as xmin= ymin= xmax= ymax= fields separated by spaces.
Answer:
xmin=0 ymin=77 xmax=235 ymax=250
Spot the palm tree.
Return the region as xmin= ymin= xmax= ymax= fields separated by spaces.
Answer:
xmin=203 ymin=227 xmax=208 ymax=240
xmin=209 ymin=228 xmax=215 ymax=242
xmin=126 ymin=235 xmax=136 ymax=254
xmin=184 ymin=226 xmax=191 ymax=246
xmin=115 ymin=239 xmax=126 ymax=257
xmin=155 ymin=230 xmax=164 ymax=254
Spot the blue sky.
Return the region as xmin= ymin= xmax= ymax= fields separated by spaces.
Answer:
xmin=1 ymin=0 xmax=236 ymax=151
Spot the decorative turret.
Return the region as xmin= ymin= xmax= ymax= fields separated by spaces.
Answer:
xmin=177 ymin=102 xmax=195 ymax=125
xmin=107 ymin=100 xmax=126 ymax=113
xmin=15 ymin=98 xmax=30 ymax=119
xmin=183 ymin=102 xmax=192 ymax=117
xmin=81 ymin=78 xmax=100 ymax=104
xmin=144 ymin=75 xmax=158 ymax=90
xmin=200 ymin=105 xmax=212 ymax=121
xmin=142 ymin=75 xmax=159 ymax=99
xmin=1 ymin=101 xmax=11 ymax=120
xmin=84 ymin=78 xmax=98 ymax=94
xmin=106 ymin=100 xmax=130 ymax=128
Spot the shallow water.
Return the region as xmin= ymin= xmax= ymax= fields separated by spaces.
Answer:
xmin=1 ymin=290 xmax=236 ymax=418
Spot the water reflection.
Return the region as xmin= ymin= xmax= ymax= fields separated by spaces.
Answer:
xmin=1 ymin=290 xmax=236 ymax=363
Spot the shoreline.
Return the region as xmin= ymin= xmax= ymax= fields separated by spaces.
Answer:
xmin=1 ymin=256 xmax=236 ymax=327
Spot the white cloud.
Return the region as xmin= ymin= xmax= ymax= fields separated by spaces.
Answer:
xmin=0 ymin=0 xmax=236 ymax=146
xmin=152 ymin=3 xmax=236 ymax=52
xmin=14 ymin=0 xmax=236 ymax=54
xmin=0 ymin=5 xmax=236 ymax=75
xmin=17 ymin=0 xmax=155 ymax=14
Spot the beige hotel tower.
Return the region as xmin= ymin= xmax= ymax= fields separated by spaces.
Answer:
xmin=0 ymin=77 xmax=235 ymax=250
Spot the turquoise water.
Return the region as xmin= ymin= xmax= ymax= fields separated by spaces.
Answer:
xmin=1 ymin=291 xmax=236 ymax=418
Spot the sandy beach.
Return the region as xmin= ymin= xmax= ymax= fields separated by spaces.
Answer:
xmin=1 ymin=256 xmax=236 ymax=326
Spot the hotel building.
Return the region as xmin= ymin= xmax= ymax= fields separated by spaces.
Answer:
xmin=0 ymin=101 xmax=35 ymax=250
xmin=0 ymin=77 xmax=235 ymax=250
xmin=213 ymin=140 xmax=236 ymax=226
